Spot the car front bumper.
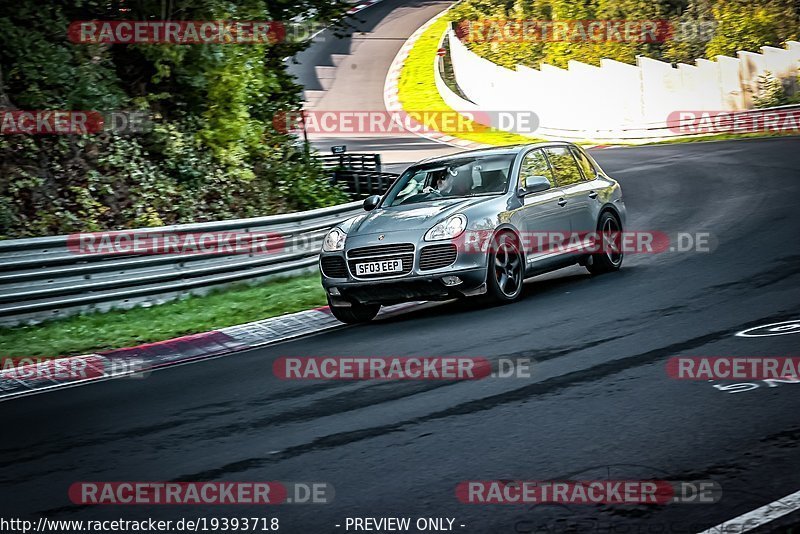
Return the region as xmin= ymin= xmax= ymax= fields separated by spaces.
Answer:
xmin=323 ymin=267 xmax=487 ymax=306
xmin=319 ymin=230 xmax=488 ymax=306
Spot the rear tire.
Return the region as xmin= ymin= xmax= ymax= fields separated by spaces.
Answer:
xmin=587 ymin=211 xmax=623 ymax=275
xmin=327 ymin=297 xmax=380 ymax=324
xmin=485 ymin=232 xmax=524 ymax=303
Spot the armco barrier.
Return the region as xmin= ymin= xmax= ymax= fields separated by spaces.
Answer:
xmin=315 ymin=153 xmax=399 ymax=197
xmin=0 ymin=201 xmax=365 ymax=326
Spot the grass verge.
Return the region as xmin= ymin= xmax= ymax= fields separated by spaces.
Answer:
xmin=397 ymin=15 xmax=541 ymax=147
xmin=0 ymin=273 xmax=328 ymax=358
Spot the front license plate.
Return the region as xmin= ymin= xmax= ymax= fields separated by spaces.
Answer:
xmin=355 ymin=259 xmax=403 ymax=276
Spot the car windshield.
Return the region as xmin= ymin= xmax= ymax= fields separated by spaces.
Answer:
xmin=383 ymin=154 xmax=515 ymax=207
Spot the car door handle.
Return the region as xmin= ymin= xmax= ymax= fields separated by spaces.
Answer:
xmin=588 ymin=191 xmax=598 ymax=199
xmin=557 ymin=198 xmax=567 ymax=207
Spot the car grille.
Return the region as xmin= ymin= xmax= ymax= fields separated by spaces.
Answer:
xmin=419 ymin=244 xmax=458 ymax=271
xmin=347 ymin=243 xmax=415 ymax=258
xmin=320 ymin=256 xmax=347 ymax=278
xmin=347 ymin=243 xmax=414 ymax=278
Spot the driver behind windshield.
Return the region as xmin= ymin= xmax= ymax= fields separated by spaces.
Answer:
xmin=430 ymin=167 xmax=470 ymax=196
xmin=436 ymin=173 xmax=454 ymax=194
xmin=385 ymin=154 xmax=515 ymax=206
xmin=420 ymin=169 xmax=453 ymax=195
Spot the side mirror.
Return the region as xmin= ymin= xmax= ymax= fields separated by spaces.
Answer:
xmin=519 ymin=175 xmax=551 ymax=196
xmin=363 ymin=195 xmax=381 ymax=211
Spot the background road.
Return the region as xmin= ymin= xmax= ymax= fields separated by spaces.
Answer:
xmin=287 ymin=0 xmax=460 ymax=170
xmin=2 ymin=137 xmax=799 ymax=532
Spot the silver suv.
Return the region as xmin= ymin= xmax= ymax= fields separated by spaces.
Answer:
xmin=319 ymin=142 xmax=626 ymax=323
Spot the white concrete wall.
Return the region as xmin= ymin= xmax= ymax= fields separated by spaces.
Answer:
xmin=445 ymin=27 xmax=800 ymax=141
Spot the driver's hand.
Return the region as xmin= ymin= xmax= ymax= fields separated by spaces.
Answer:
xmin=422 ymin=186 xmax=436 ymax=193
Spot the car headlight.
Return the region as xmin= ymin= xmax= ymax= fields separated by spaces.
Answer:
xmin=323 ymin=228 xmax=346 ymax=252
xmin=424 ymin=214 xmax=467 ymax=241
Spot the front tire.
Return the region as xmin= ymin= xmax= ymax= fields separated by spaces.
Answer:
xmin=587 ymin=211 xmax=624 ymax=274
xmin=327 ymin=297 xmax=380 ymax=324
xmin=486 ymin=232 xmax=524 ymax=303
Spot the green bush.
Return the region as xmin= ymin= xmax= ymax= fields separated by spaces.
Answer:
xmin=753 ymin=71 xmax=789 ymax=108
xmin=450 ymin=0 xmax=671 ymax=69
xmin=450 ymin=0 xmax=799 ymax=69
xmin=0 ymin=0 xmax=351 ymax=239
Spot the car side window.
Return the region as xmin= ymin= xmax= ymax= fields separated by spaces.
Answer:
xmin=519 ymin=149 xmax=556 ymax=189
xmin=543 ymin=146 xmax=584 ymax=186
xmin=570 ymin=146 xmax=598 ymax=181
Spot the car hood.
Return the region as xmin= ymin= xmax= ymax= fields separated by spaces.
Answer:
xmin=340 ymin=197 xmax=495 ymax=235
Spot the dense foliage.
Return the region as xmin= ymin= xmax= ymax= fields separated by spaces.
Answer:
xmin=450 ymin=0 xmax=799 ymax=69
xmin=0 ymin=0 xmax=351 ymax=238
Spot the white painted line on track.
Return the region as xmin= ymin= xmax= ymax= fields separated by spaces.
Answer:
xmin=736 ymin=319 xmax=800 ymax=337
xmin=696 ymin=488 xmax=800 ymax=533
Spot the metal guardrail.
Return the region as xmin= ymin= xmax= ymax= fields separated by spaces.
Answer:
xmin=0 ymin=201 xmax=366 ymax=327
xmin=315 ymin=153 xmax=400 ymax=198
xmin=316 ymin=153 xmax=383 ymax=172
xmin=334 ymin=170 xmax=400 ymax=197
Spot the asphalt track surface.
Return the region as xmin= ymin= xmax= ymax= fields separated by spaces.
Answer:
xmin=2 ymin=137 xmax=800 ymax=533
xmin=287 ymin=0 xmax=460 ymax=167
